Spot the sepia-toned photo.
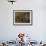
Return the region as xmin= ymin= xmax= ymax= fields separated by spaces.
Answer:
xmin=13 ymin=10 xmax=32 ymax=25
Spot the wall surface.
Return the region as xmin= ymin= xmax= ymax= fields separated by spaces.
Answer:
xmin=0 ymin=0 xmax=46 ymax=42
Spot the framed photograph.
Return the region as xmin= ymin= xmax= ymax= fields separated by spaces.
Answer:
xmin=13 ymin=10 xmax=32 ymax=25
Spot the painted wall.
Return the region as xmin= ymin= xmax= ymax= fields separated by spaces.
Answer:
xmin=0 ymin=0 xmax=46 ymax=42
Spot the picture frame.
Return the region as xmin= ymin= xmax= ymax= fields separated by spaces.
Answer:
xmin=13 ymin=10 xmax=32 ymax=25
